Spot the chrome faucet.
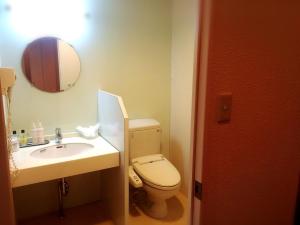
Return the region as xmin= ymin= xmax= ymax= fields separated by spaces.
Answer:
xmin=55 ymin=128 xmax=63 ymax=144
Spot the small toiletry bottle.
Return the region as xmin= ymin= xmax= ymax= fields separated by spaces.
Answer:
xmin=37 ymin=121 xmax=45 ymax=144
xmin=11 ymin=130 xmax=19 ymax=152
xmin=31 ymin=122 xmax=38 ymax=145
xmin=19 ymin=129 xmax=28 ymax=146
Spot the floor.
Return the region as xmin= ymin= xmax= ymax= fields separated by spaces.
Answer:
xmin=129 ymin=192 xmax=188 ymax=225
xmin=19 ymin=193 xmax=187 ymax=225
xmin=19 ymin=202 xmax=114 ymax=225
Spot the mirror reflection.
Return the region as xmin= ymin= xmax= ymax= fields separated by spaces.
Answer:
xmin=22 ymin=37 xmax=80 ymax=93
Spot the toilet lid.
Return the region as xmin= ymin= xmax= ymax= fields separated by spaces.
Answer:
xmin=132 ymin=154 xmax=181 ymax=188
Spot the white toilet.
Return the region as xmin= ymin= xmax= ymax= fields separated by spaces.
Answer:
xmin=129 ymin=118 xmax=181 ymax=219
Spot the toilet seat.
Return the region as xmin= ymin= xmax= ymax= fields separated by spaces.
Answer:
xmin=132 ymin=154 xmax=181 ymax=191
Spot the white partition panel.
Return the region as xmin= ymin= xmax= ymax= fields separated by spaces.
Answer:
xmin=98 ymin=90 xmax=128 ymax=225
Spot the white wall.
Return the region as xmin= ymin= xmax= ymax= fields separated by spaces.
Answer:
xmin=98 ymin=91 xmax=129 ymax=225
xmin=0 ymin=0 xmax=171 ymax=158
xmin=170 ymin=0 xmax=198 ymax=195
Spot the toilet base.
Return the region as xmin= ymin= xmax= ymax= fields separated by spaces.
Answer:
xmin=142 ymin=194 xmax=168 ymax=219
xmin=138 ymin=181 xmax=180 ymax=219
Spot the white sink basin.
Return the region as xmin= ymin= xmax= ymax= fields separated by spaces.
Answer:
xmin=30 ymin=143 xmax=94 ymax=159
xmin=12 ymin=136 xmax=119 ymax=188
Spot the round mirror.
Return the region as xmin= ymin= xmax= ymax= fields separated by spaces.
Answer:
xmin=22 ymin=37 xmax=80 ymax=93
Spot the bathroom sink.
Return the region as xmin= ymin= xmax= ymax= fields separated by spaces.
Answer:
xmin=30 ymin=143 xmax=94 ymax=159
xmin=12 ymin=136 xmax=120 ymax=187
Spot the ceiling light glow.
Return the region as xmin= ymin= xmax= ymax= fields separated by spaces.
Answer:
xmin=8 ymin=0 xmax=86 ymax=40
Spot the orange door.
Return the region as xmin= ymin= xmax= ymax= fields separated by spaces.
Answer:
xmin=196 ymin=0 xmax=300 ymax=225
xmin=23 ymin=37 xmax=60 ymax=92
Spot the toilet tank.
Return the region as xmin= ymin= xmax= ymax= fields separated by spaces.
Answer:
xmin=129 ymin=119 xmax=161 ymax=159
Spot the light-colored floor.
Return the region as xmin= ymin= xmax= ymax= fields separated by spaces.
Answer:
xmin=19 ymin=202 xmax=114 ymax=225
xmin=19 ymin=192 xmax=188 ymax=225
xmin=128 ymin=192 xmax=188 ymax=225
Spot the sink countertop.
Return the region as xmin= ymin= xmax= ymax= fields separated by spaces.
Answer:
xmin=11 ymin=136 xmax=119 ymax=188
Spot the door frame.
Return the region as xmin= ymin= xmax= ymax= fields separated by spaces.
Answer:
xmin=0 ymin=80 xmax=16 ymax=225
xmin=190 ymin=0 xmax=212 ymax=224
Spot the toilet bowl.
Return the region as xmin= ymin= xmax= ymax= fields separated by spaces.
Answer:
xmin=132 ymin=154 xmax=181 ymax=218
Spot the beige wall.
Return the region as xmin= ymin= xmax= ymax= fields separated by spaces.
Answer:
xmin=0 ymin=0 xmax=172 ymax=220
xmin=0 ymin=0 xmax=171 ymax=158
xmin=58 ymin=40 xmax=81 ymax=90
xmin=170 ymin=0 xmax=198 ymax=195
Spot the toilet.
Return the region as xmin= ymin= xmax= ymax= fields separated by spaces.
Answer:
xmin=129 ymin=118 xmax=181 ymax=219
